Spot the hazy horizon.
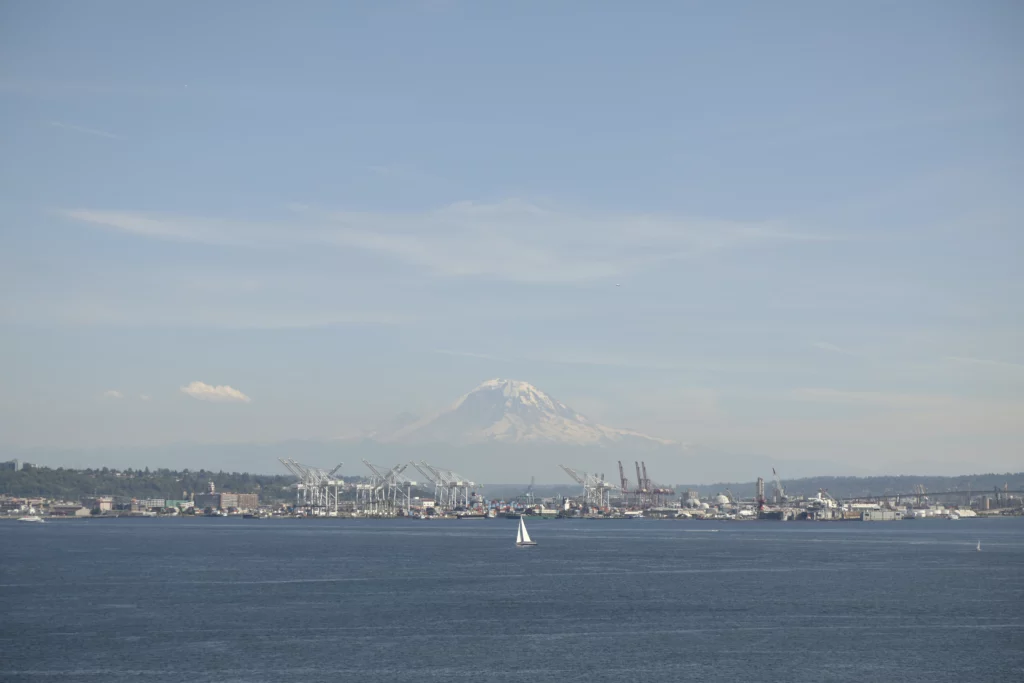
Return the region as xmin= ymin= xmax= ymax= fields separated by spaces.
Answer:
xmin=3 ymin=2 xmax=1022 ymax=480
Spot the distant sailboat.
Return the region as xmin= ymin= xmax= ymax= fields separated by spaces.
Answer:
xmin=516 ymin=516 xmax=536 ymax=547
xmin=976 ymin=540 xmax=981 ymax=552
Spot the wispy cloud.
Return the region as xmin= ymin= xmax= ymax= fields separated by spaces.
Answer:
xmin=180 ymin=381 xmax=251 ymax=403
xmin=102 ymin=389 xmax=123 ymax=399
xmin=788 ymin=388 xmax=954 ymax=409
xmin=945 ymin=356 xmax=1024 ymax=372
xmin=139 ymin=394 xmax=151 ymax=401
xmin=433 ymin=349 xmax=508 ymax=362
xmin=432 ymin=348 xmax=689 ymax=371
xmin=48 ymin=121 xmax=121 ymax=140
xmin=0 ymin=290 xmax=411 ymax=330
xmin=810 ymin=341 xmax=860 ymax=356
xmin=58 ymin=200 xmax=842 ymax=283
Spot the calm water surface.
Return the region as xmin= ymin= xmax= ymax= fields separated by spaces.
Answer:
xmin=2 ymin=517 xmax=1022 ymax=682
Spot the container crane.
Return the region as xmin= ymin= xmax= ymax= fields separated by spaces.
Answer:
xmin=772 ymin=467 xmax=786 ymax=504
xmin=618 ymin=461 xmax=631 ymax=505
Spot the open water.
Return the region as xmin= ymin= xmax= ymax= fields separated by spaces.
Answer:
xmin=1 ymin=517 xmax=1022 ymax=682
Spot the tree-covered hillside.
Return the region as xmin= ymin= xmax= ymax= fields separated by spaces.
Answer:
xmin=0 ymin=466 xmax=299 ymax=502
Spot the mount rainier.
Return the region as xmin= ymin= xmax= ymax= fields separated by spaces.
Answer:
xmin=378 ymin=379 xmax=676 ymax=447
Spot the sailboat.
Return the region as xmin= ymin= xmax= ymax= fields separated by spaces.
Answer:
xmin=976 ymin=540 xmax=981 ymax=552
xmin=515 ymin=516 xmax=537 ymax=547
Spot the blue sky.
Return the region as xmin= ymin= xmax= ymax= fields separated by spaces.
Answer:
xmin=1 ymin=1 xmax=1022 ymax=475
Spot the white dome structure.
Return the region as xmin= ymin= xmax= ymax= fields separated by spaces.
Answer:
xmin=714 ymin=494 xmax=730 ymax=506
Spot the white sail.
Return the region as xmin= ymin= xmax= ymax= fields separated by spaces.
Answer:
xmin=519 ymin=517 xmax=533 ymax=544
xmin=977 ymin=540 xmax=981 ymax=551
xmin=516 ymin=518 xmax=523 ymax=544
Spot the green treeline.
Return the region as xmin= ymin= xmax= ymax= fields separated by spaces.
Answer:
xmin=0 ymin=466 xmax=298 ymax=502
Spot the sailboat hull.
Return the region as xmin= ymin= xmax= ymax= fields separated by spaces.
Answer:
xmin=515 ymin=517 xmax=536 ymax=546
xmin=516 ymin=542 xmax=537 ymax=547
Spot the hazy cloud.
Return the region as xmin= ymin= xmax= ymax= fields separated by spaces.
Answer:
xmin=431 ymin=348 xmax=688 ymax=371
xmin=811 ymin=341 xmax=860 ymax=356
xmin=102 ymin=389 xmax=123 ymax=399
xmin=58 ymin=200 xmax=841 ymax=283
xmin=139 ymin=394 xmax=151 ymax=401
xmin=945 ymin=356 xmax=1024 ymax=372
xmin=180 ymin=381 xmax=251 ymax=403
xmin=49 ymin=120 xmax=121 ymax=140
xmin=788 ymin=388 xmax=955 ymax=409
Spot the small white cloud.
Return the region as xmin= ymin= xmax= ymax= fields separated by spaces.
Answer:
xmin=139 ymin=394 xmax=151 ymax=401
xmin=180 ymin=381 xmax=251 ymax=403
xmin=102 ymin=389 xmax=123 ymax=399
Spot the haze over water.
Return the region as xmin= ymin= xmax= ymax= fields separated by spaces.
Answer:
xmin=3 ymin=518 xmax=1022 ymax=682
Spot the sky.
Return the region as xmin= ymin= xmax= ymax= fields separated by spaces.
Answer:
xmin=1 ymin=1 xmax=1022 ymax=476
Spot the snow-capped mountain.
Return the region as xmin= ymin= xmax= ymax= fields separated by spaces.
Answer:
xmin=380 ymin=379 xmax=676 ymax=446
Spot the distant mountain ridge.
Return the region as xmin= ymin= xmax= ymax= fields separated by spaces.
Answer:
xmin=376 ymin=378 xmax=676 ymax=446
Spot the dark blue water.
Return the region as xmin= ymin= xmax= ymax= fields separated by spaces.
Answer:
xmin=2 ymin=517 xmax=1022 ymax=682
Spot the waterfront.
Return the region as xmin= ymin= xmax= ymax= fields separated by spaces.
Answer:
xmin=2 ymin=518 xmax=1022 ymax=682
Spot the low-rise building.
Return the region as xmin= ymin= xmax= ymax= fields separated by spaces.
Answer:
xmin=862 ymin=509 xmax=903 ymax=522
xmin=51 ymin=505 xmax=91 ymax=517
xmin=85 ymin=496 xmax=115 ymax=512
xmin=194 ymin=492 xmax=258 ymax=511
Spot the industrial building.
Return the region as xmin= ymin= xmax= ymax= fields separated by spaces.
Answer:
xmin=194 ymin=492 xmax=258 ymax=511
xmin=85 ymin=496 xmax=114 ymax=512
xmin=50 ymin=504 xmax=90 ymax=517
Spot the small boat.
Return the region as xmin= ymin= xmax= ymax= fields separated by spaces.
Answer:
xmin=515 ymin=516 xmax=536 ymax=547
xmin=976 ymin=540 xmax=981 ymax=552
xmin=17 ymin=515 xmax=44 ymax=523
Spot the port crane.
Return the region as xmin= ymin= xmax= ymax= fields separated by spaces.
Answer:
xmin=361 ymin=460 xmax=408 ymax=516
xmin=410 ymin=461 xmax=442 ymax=508
xmin=634 ymin=462 xmax=648 ymax=507
xmin=278 ymin=458 xmax=344 ymax=515
xmin=632 ymin=460 xmax=674 ymax=508
xmin=419 ymin=461 xmax=478 ymax=509
xmin=819 ymin=488 xmax=840 ymax=508
xmin=559 ymin=465 xmax=614 ymax=509
xmin=618 ymin=461 xmax=630 ymax=503
xmin=517 ymin=476 xmax=536 ymax=506
xmin=772 ymin=467 xmax=787 ymax=504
